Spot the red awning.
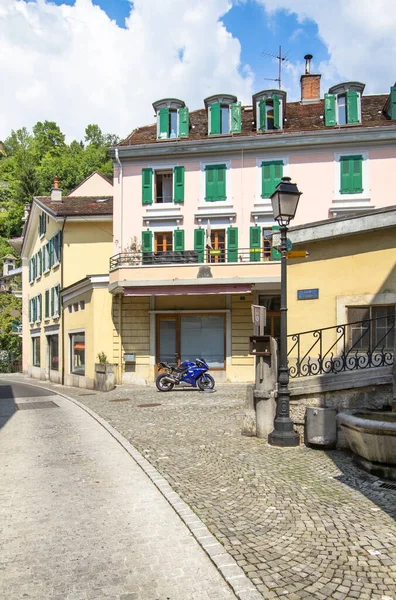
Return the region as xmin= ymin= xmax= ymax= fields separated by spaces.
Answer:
xmin=124 ymin=284 xmax=252 ymax=296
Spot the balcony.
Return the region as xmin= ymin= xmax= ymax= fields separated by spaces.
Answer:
xmin=109 ymin=249 xmax=281 ymax=293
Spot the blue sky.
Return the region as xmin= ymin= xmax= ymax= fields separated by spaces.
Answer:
xmin=3 ymin=0 xmax=395 ymax=139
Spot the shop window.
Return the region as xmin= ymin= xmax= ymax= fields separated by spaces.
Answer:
xmin=32 ymin=337 xmax=40 ymax=367
xmin=71 ymin=332 xmax=85 ymax=376
xmin=48 ymin=335 xmax=59 ymax=371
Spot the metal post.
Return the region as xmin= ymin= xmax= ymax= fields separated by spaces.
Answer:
xmin=268 ymin=224 xmax=300 ymax=447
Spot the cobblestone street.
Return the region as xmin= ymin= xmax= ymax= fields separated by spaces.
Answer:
xmin=5 ymin=376 xmax=396 ymax=600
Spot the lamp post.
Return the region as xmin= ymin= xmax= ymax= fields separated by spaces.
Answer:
xmin=268 ymin=177 xmax=302 ymax=447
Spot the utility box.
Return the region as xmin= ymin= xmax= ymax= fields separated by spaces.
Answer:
xmin=305 ymin=407 xmax=337 ymax=448
xmin=249 ymin=335 xmax=272 ymax=356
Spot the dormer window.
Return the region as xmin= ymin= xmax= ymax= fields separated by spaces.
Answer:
xmin=325 ymin=82 xmax=365 ymax=127
xmin=153 ymin=98 xmax=189 ymax=140
xmin=383 ymin=85 xmax=396 ymax=120
xmin=253 ymin=90 xmax=286 ymax=132
xmin=204 ymin=94 xmax=241 ymax=135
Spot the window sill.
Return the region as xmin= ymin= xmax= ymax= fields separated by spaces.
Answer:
xmin=146 ymin=204 xmax=181 ymax=212
xmin=43 ymin=269 xmax=50 ymax=275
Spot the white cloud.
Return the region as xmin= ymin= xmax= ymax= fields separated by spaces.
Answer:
xmin=0 ymin=0 xmax=254 ymax=141
xmin=256 ymin=0 xmax=396 ymax=97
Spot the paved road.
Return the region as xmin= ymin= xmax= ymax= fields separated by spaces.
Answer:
xmin=0 ymin=379 xmax=237 ymax=600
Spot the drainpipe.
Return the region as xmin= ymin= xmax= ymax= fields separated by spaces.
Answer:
xmin=60 ymin=218 xmax=66 ymax=385
xmin=115 ymin=148 xmax=123 ymax=253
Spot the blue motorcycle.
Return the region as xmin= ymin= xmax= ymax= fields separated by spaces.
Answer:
xmin=156 ymin=358 xmax=215 ymax=392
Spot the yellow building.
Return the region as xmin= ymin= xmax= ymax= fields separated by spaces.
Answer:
xmin=22 ymin=174 xmax=113 ymax=388
xmin=282 ymin=205 xmax=396 ymax=373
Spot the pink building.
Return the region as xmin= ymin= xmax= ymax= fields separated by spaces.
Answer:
xmin=109 ymin=59 xmax=396 ymax=384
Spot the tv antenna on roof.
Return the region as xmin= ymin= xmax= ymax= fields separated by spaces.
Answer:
xmin=261 ymin=46 xmax=289 ymax=90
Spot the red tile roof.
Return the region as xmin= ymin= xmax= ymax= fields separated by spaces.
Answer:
xmin=35 ymin=196 xmax=113 ymax=217
xmin=118 ymin=94 xmax=392 ymax=147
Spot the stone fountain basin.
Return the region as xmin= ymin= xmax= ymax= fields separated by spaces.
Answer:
xmin=337 ymin=411 xmax=396 ymax=465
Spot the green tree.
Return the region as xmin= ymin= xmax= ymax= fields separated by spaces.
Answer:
xmin=32 ymin=121 xmax=66 ymax=159
xmin=0 ymin=293 xmax=22 ymax=371
xmin=85 ymin=124 xmax=104 ymax=147
xmin=3 ymin=127 xmax=33 ymax=156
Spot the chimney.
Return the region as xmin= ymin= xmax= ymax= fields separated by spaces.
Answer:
xmin=51 ymin=176 xmax=62 ymax=202
xmin=300 ymin=54 xmax=321 ymax=104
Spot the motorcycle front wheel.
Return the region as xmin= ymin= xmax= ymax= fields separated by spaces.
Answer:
xmin=156 ymin=374 xmax=175 ymax=392
xmin=197 ymin=373 xmax=215 ymax=391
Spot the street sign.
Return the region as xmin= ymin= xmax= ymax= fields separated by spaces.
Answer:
xmin=287 ymin=251 xmax=309 ymax=259
xmin=286 ymin=238 xmax=293 ymax=252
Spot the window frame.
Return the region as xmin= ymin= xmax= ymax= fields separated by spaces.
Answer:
xmin=255 ymin=155 xmax=289 ymax=204
xmin=32 ymin=335 xmax=41 ymax=368
xmin=333 ymin=151 xmax=369 ymax=203
xmin=200 ymin=160 xmax=231 ymax=206
xmin=346 ymin=305 xmax=395 ymax=352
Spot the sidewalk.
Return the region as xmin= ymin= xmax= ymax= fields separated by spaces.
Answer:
xmin=3 ymin=374 xmax=396 ymax=600
xmin=0 ymin=378 xmax=239 ymax=600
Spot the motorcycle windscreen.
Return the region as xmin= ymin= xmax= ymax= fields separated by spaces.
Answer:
xmin=159 ymin=319 xmax=177 ymax=365
xmin=180 ymin=315 xmax=224 ymax=368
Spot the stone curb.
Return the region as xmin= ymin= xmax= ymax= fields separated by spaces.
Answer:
xmin=6 ymin=377 xmax=263 ymax=600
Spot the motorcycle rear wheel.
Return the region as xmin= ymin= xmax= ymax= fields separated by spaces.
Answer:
xmin=156 ymin=374 xmax=175 ymax=392
xmin=197 ymin=374 xmax=215 ymax=391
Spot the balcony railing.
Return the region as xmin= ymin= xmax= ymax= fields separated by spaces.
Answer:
xmin=110 ymin=248 xmax=275 ymax=269
xmin=288 ymin=316 xmax=395 ymax=378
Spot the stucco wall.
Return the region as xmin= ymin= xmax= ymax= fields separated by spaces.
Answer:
xmin=63 ymin=221 xmax=112 ymax=287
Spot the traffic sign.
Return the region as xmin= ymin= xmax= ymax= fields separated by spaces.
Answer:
xmin=286 ymin=238 xmax=293 ymax=252
xmin=287 ymin=251 xmax=309 ymax=259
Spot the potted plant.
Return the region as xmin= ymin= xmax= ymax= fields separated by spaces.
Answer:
xmin=94 ymin=351 xmax=115 ymax=391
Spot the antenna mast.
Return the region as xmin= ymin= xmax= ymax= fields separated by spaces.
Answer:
xmin=261 ymin=45 xmax=289 ymax=89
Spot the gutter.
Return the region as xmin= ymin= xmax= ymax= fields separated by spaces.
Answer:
xmin=114 ymin=148 xmax=123 ymax=252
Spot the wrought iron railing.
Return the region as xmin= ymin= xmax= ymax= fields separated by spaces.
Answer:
xmin=110 ymin=248 xmax=276 ymax=269
xmin=288 ymin=315 xmax=395 ymax=378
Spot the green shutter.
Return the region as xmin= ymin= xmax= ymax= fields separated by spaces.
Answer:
xmin=210 ymin=102 xmax=221 ymax=135
xmin=194 ymin=228 xmax=205 ymax=263
xmin=58 ymin=230 xmax=62 ymax=262
xmin=38 ymin=294 xmax=42 ymax=321
xmin=158 ymin=108 xmax=169 ymax=139
xmin=259 ymin=98 xmax=266 ymax=131
xmin=33 ymin=297 xmax=37 ymax=322
xmin=346 ymin=91 xmax=359 ymax=124
xmin=271 ymin=225 xmax=281 ymax=260
xmin=216 ymin=165 xmax=226 ymax=201
xmin=29 ymin=259 xmax=32 ymax=282
xmin=57 ymin=285 xmax=61 ymax=315
xmin=351 ymin=156 xmax=363 ymax=193
xmin=45 ymin=290 xmax=49 ymax=318
xmin=230 ymin=102 xmax=241 ymax=133
xmin=340 ymin=157 xmax=351 ymax=194
xmin=49 ymin=238 xmax=54 ymax=267
xmin=261 ymin=161 xmax=283 ymax=199
xmin=51 ymin=287 xmax=54 ymax=317
xmin=29 ymin=299 xmax=31 ymax=323
xmin=390 ymin=86 xmax=396 ymax=120
xmin=273 ymin=94 xmax=280 ymax=129
xmin=142 ymin=230 xmax=153 ymax=253
xmin=250 ymin=226 xmax=261 ymax=262
xmin=324 ymin=93 xmax=337 ymax=126
xmin=227 ymin=227 xmax=238 ymax=263
xmin=178 ymin=107 xmax=189 ymax=137
xmin=142 ymin=168 xmax=153 ymax=205
xmin=173 ymin=166 xmax=184 ymax=203
xmin=205 ymin=166 xmax=215 ymax=201
xmin=173 ymin=229 xmax=185 ymax=252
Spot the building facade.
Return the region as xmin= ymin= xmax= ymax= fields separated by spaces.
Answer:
xmin=22 ymin=173 xmax=113 ymax=388
xmin=109 ymin=61 xmax=396 ymax=384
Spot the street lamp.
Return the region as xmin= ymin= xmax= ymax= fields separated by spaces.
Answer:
xmin=268 ymin=177 xmax=302 ymax=447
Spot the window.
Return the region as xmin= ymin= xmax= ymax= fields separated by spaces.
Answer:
xmin=71 ymin=332 xmax=85 ymax=375
xmin=39 ymin=213 xmax=46 ymax=237
xmin=261 ymin=161 xmax=283 ymax=198
xmin=325 ymin=88 xmax=361 ymax=126
xmin=340 ymin=156 xmax=363 ymax=194
xmin=53 ymin=231 xmax=61 ymax=265
xmin=209 ymin=102 xmax=241 ymax=135
xmin=155 ymin=171 xmax=173 ymax=203
xmin=142 ymin=166 xmax=184 ymax=205
xmin=43 ymin=243 xmax=50 ymax=272
xmin=48 ymin=335 xmax=59 ymax=371
xmin=250 ymin=226 xmax=280 ymax=262
xmin=51 ymin=285 xmax=61 ymax=317
xmin=154 ymin=232 xmax=173 ymax=253
xmin=205 ymin=164 xmax=226 ymax=202
xmin=157 ymin=106 xmax=189 ymax=139
xmin=207 ymin=229 xmax=226 ymax=263
xmin=258 ymin=95 xmax=281 ymax=131
xmin=32 ymin=337 xmax=40 ymax=367
xmin=347 ymin=306 xmax=395 ymax=351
